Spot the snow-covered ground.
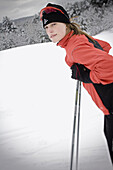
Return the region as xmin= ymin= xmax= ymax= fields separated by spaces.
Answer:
xmin=0 ymin=28 xmax=113 ymax=170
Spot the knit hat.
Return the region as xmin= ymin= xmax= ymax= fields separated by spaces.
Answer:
xmin=40 ymin=3 xmax=70 ymax=27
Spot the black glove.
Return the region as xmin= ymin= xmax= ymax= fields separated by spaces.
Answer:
xmin=70 ymin=63 xmax=92 ymax=83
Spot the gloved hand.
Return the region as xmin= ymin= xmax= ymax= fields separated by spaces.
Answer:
xmin=70 ymin=63 xmax=92 ymax=83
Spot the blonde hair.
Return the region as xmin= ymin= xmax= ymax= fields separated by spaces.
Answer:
xmin=66 ymin=22 xmax=95 ymax=43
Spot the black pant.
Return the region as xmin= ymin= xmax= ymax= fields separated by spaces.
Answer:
xmin=104 ymin=115 xmax=113 ymax=164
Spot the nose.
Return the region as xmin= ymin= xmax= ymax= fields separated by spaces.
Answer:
xmin=47 ymin=27 xmax=54 ymax=34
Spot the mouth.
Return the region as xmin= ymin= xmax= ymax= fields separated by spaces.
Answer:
xmin=50 ymin=34 xmax=57 ymax=39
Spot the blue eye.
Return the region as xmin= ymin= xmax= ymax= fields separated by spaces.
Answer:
xmin=44 ymin=26 xmax=48 ymax=29
xmin=52 ymin=23 xmax=56 ymax=26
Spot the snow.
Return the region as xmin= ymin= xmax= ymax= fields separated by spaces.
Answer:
xmin=0 ymin=28 xmax=113 ymax=170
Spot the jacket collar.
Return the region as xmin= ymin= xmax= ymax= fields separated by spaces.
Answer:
xmin=57 ymin=30 xmax=74 ymax=48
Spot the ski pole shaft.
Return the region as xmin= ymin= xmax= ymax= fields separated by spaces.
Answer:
xmin=75 ymin=81 xmax=81 ymax=170
xmin=70 ymin=80 xmax=80 ymax=170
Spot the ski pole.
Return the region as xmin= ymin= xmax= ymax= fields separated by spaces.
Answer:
xmin=76 ymin=81 xmax=81 ymax=170
xmin=70 ymin=80 xmax=81 ymax=170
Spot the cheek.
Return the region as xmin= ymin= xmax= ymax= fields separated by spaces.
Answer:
xmin=60 ymin=29 xmax=66 ymax=39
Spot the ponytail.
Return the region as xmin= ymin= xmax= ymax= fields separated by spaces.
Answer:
xmin=66 ymin=22 xmax=96 ymax=44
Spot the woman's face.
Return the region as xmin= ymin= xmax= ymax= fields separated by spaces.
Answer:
xmin=44 ymin=22 xmax=67 ymax=43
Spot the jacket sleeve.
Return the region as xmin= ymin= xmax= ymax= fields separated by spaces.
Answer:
xmin=71 ymin=42 xmax=113 ymax=85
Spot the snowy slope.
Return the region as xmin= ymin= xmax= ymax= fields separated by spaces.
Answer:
xmin=0 ymin=28 xmax=113 ymax=170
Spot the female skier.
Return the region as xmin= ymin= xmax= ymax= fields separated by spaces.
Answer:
xmin=40 ymin=3 xmax=113 ymax=165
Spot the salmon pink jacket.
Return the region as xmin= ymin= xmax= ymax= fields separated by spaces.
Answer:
xmin=57 ymin=30 xmax=113 ymax=115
